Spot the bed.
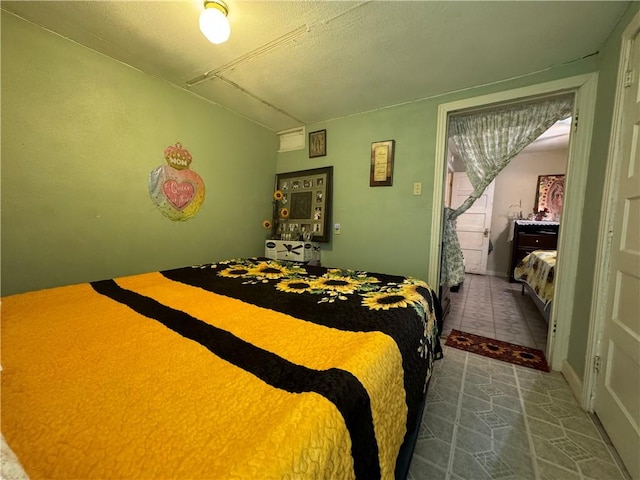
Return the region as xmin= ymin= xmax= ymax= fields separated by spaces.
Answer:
xmin=513 ymin=249 xmax=556 ymax=322
xmin=1 ymin=258 xmax=442 ymax=480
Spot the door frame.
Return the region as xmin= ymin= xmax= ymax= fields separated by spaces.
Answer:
xmin=585 ymin=10 xmax=640 ymax=411
xmin=429 ymin=73 xmax=598 ymax=374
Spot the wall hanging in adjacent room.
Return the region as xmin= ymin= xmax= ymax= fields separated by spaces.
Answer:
xmin=534 ymin=174 xmax=565 ymax=221
xmin=149 ymin=142 xmax=205 ymax=221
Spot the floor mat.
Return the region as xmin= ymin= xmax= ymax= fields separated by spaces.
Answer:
xmin=445 ymin=329 xmax=550 ymax=371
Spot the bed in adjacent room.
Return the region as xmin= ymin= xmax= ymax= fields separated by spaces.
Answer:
xmin=1 ymin=258 xmax=442 ymax=480
xmin=513 ymin=249 xmax=557 ymax=322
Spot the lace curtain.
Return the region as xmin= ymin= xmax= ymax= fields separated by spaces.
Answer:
xmin=440 ymin=94 xmax=574 ymax=287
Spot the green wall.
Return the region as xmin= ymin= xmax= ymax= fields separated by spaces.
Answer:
xmin=1 ymin=12 xmax=277 ymax=295
xmin=567 ymin=2 xmax=640 ymax=379
xmin=278 ymin=103 xmax=440 ymax=279
xmin=277 ymin=61 xmax=598 ymax=281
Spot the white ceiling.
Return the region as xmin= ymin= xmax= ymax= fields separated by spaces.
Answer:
xmin=1 ymin=1 xmax=630 ymax=132
xmin=526 ymin=118 xmax=572 ymax=152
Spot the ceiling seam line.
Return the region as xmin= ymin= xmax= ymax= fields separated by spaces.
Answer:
xmin=216 ymin=75 xmax=305 ymax=124
xmin=186 ymin=25 xmax=309 ymax=87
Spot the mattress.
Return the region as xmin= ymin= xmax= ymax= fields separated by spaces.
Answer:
xmin=1 ymin=258 xmax=442 ymax=480
xmin=513 ymin=249 xmax=557 ymax=305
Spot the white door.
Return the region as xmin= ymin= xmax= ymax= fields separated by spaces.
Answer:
xmin=451 ymin=172 xmax=495 ymax=274
xmin=593 ymin=24 xmax=640 ymax=480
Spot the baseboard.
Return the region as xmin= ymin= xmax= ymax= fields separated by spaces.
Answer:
xmin=486 ymin=270 xmax=508 ymax=277
xmin=561 ymin=359 xmax=587 ymax=409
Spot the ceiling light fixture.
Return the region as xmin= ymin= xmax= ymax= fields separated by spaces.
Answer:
xmin=199 ymin=0 xmax=230 ymax=44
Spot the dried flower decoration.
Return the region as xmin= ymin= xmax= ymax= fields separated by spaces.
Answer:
xmin=533 ymin=207 xmax=549 ymax=221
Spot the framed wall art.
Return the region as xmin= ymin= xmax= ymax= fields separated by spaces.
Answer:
xmin=309 ymin=129 xmax=327 ymax=158
xmin=370 ymin=140 xmax=395 ymax=186
xmin=534 ymin=174 xmax=565 ymax=221
xmin=274 ymin=166 xmax=333 ymax=242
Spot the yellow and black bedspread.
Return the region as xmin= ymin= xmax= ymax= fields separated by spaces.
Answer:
xmin=1 ymin=258 xmax=442 ymax=480
xmin=513 ymin=250 xmax=557 ymax=305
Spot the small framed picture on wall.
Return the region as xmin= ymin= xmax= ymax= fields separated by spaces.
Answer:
xmin=370 ymin=140 xmax=395 ymax=186
xmin=309 ymin=130 xmax=327 ymax=158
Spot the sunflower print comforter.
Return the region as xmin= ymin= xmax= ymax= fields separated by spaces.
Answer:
xmin=1 ymin=258 xmax=442 ymax=480
xmin=514 ymin=249 xmax=557 ymax=305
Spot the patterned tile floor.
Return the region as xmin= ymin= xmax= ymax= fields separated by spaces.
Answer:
xmin=408 ymin=347 xmax=631 ymax=480
xmin=408 ymin=274 xmax=631 ymax=480
xmin=441 ymin=274 xmax=548 ymax=353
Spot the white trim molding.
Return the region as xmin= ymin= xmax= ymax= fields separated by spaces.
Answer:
xmin=486 ymin=270 xmax=508 ymax=278
xmin=429 ymin=73 xmax=599 ymax=372
xmin=562 ymin=359 xmax=584 ymax=405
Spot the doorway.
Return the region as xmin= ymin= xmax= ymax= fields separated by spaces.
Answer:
xmin=447 ymin=120 xmax=570 ymax=278
xmin=443 ymin=121 xmax=570 ymax=354
xmin=428 ymin=73 xmax=599 ymax=372
xmin=450 ymin=171 xmax=495 ymax=275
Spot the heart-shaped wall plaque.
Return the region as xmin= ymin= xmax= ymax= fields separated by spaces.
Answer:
xmin=149 ymin=143 xmax=205 ymax=221
xmin=162 ymin=180 xmax=195 ymax=210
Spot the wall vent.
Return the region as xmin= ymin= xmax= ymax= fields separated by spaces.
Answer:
xmin=277 ymin=127 xmax=305 ymax=152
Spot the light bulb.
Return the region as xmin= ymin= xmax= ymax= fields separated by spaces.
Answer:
xmin=199 ymin=6 xmax=230 ymax=44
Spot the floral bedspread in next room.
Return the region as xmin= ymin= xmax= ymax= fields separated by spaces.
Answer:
xmin=514 ymin=249 xmax=557 ymax=305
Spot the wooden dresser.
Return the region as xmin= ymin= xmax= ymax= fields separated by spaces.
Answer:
xmin=509 ymin=220 xmax=559 ymax=282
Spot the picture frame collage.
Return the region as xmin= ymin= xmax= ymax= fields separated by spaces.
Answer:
xmin=274 ymin=166 xmax=333 ymax=243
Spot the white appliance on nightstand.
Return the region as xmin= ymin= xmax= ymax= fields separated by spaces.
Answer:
xmin=265 ymin=240 xmax=320 ymax=265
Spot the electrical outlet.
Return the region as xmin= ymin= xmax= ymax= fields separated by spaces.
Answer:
xmin=413 ymin=182 xmax=422 ymax=195
xmin=334 ymin=223 xmax=341 ymax=235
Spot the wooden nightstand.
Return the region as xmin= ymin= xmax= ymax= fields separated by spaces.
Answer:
xmin=509 ymin=221 xmax=559 ymax=282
